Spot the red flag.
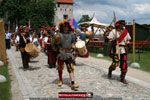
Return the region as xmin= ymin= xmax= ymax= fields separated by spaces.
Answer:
xmin=28 ymin=19 xmax=30 ymax=28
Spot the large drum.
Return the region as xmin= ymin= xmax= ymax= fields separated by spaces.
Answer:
xmin=25 ymin=43 xmax=40 ymax=57
xmin=75 ymin=40 xmax=87 ymax=56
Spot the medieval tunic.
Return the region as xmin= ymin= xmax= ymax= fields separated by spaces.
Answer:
xmin=107 ymin=29 xmax=131 ymax=70
xmin=107 ymin=29 xmax=131 ymax=54
xmin=57 ymin=32 xmax=75 ymax=60
xmin=56 ymin=32 xmax=75 ymax=73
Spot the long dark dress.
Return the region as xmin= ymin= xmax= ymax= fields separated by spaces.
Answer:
xmin=47 ymin=39 xmax=56 ymax=67
xmin=19 ymin=33 xmax=30 ymax=69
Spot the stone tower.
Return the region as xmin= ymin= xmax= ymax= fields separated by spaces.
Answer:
xmin=54 ymin=0 xmax=74 ymax=25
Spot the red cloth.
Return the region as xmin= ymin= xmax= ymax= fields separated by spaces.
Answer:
xmin=39 ymin=39 xmax=43 ymax=48
xmin=47 ymin=46 xmax=56 ymax=64
xmin=58 ymin=71 xmax=63 ymax=81
xmin=48 ymin=52 xmax=56 ymax=64
xmin=118 ymin=29 xmax=128 ymax=43
xmin=48 ymin=52 xmax=56 ymax=65
xmin=57 ymin=59 xmax=64 ymax=66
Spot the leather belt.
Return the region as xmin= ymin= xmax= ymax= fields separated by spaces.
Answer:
xmin=59 ymin=49 xmax=71 ymax=53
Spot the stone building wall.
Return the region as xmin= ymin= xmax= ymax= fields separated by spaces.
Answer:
xmin=54 ymin=3 xmax=73 ymax=25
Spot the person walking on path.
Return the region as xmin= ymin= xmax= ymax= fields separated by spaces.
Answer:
xmin=18 ymin=26 xmax=30 ymax=71
xmin=45 ymin=33 xmax=57 ymax=68
xmin=107 ymin=20 xmax=131 ymax=84
xmin=5 ymin=30 xmax=11 ymax=49
xmin=54 ymin=20 xmax=79 ymax=90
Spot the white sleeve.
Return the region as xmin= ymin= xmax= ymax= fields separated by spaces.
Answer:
xmin=9 ymin=33 xmax=12 ymax=37
xmin=127 ymin=32 xmax=131 ymax=41
xmin=30 ymin=35 xmax=32 ymax=42
xmin=107 ymin=30 xmax=115 ymax=40
xmin=40 ymin=35 xmax=43 ymax=39
xmin=16 ymin=35 xmax=20 ymax=42
xmin=44 ymin=37 xmax=48 ymax=42
xmin=33 ymin=38 xmax=38 ymax=42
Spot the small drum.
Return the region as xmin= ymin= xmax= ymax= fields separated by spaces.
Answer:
xmin=25 ymin=43 xmax=40 ymax=57
xmin=75 ymin=40 xmax=87 ymax=56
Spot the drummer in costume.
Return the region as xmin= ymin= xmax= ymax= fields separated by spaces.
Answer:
xmin=18 ymin=26 xmax=30 ymax=71
xmin=55 ymin=20 xmax=79 ymax=89
xmin=107 ymin=20 xmax=131 ymax=84
xmin=76 ymin=28 xmax=89 ymax=58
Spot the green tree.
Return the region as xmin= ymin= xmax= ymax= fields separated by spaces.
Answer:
xmin=78 ymin=15 xmax=91 ymax=23
xmin=0 ymin=0 xmax=55 ymax=29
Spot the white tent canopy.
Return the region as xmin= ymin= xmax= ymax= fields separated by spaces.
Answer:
xmin=78 ymin=15 xmax=109 ymax=28
xmin=78 ymin=15 xmax=108 ymax=40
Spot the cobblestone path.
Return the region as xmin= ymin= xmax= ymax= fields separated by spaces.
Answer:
xmin=7 ymin=47 xmax=150 ymax=100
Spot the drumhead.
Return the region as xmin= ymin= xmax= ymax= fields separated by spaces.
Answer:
xmin=75 ymin=40 xmax=85 ymax=48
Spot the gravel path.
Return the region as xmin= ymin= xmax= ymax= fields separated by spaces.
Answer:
xmin=7 ymin=47 xmax=150 ymax=100
xmin=78 ymin=56 xmax=150 ymax=84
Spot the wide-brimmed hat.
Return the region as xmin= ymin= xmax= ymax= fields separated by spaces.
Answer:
xmin=115 ymin=20 xmax=126 ymax=27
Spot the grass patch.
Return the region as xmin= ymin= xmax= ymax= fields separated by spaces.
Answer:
xmin=0 ymin=64 xmax=11 ymax=100
xmin=89 ymin=50 xmax=150 ymax=72
xmin=127 ymin=50 xmax=150 ymax=72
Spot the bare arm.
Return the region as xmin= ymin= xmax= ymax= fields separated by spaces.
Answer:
xmin=21 ymin=33 xmax=27 ymax=43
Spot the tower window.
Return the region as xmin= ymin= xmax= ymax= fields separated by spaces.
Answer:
xmin=63 ymin=15 xmax=68 ymax=19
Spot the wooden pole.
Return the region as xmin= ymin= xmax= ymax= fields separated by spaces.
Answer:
xmin=133 ymin=19 xmax=135 ymax=62
xmin=0 ymin=0 xmax=2 ymax=4
xmin=0 ymin=20 xmax=7 ymax=64
xmin=91 ymin=25 xmax=94 ymax=40
xmin=113 ymin=12 xmax=121 ymax=59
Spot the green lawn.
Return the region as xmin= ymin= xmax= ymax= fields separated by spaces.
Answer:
xmin=0 ymin=65 xmax=11 ymax=100
xmin=89 ymin=48 xmax=150 ymax=72
xmin=127 ymin=51 xmax=150 ymax=72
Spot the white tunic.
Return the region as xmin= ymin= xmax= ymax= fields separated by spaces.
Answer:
xmin=15 ymin=35 xmax=20 ymax=43
xmin=5 ymin=33 xmax=11 ymax=39
xmin=44 ymin=37 xmax=48 ymax=42
xmin=107 ymin=29 xmax=131 ymax=54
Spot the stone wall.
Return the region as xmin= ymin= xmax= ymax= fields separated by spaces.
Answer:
xmin=54 ymin=3 xmax=73 ymax=25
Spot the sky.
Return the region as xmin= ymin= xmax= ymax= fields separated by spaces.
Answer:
xmin=73 ymin=0 xmax=150 ymax=24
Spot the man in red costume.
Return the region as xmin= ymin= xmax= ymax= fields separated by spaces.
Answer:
xmin=107 ymin=20 xmax=131 ymax=84
xmin=54 ymin=20 xmax=79 ymax=90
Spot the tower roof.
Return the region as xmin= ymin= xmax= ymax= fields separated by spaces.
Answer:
xmin=57 ymin=0 xmax=74 ymax=4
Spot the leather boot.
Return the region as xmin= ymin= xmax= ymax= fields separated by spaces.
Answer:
xmin=58 ymin=81 xmax=63 ymax=87
xmin=71 ymin=83 xmax=79 ymax=90
xmin=120 ymin=70 xmax=128 ymax=84
xmin=108 ymin=69 xmax=112 ymax=78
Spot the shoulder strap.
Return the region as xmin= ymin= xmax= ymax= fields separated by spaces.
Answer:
xmin=118 ymin=29 xmax=128 ymax=43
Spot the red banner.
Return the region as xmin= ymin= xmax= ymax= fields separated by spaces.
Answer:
xmin=58 ymin=92 xmax=93 ymax=98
